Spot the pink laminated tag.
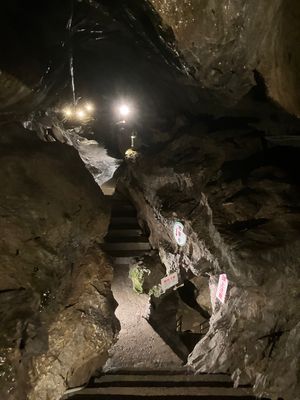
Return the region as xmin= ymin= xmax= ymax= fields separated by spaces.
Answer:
xmin=161 ymin=272 xmax=179 ymax=291
xmin=216 ymin=273 xmax=228 ymax=304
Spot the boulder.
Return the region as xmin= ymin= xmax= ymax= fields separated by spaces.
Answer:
xmin=0 ymin=124 xmax=119 ymax=400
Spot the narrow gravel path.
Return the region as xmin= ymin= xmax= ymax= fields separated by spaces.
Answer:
xmin=103 ymin=263 xmax=185 ymax=372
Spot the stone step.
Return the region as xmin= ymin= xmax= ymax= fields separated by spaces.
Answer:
xmin=109 ymin=194 xmax=131 ymax=201
xmin=111 ymin=206 xmax=136 ymax=217
xmin=103 ymin=242 xmax=151 ymax=251
xmin=62 ymin=373 xmax=264 ymax=399
xmin=109 ymin=224 xmax=141 ymax=232
xmin=105 ymin=236 xmax=148 ymax=243
xmin=94 ymin=373 xmax=233 ymax=384
xmin=110 ymin=249 xmax=148 ymax=264
xmin=113 ymin=257 xmax=138 ymax=265
xmin=108 ymin=228 xmax=143 ymax=237
xmin=110 ymin=199 xmax=134 ymax=206
xmin=64 ymin=385 xmax=255 ymax=398
xmin=108 ymin=249 xmax=149 ymax=257
xmin=110 ymin=217 xmax=140 ymax=226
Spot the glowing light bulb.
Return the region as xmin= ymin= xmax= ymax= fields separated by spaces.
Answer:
xmin=84 ymin=102 xmax=94 ymax=112
xmin=76 ymin=109 xmax=86 ymax=119
xmin=119 ymin=104 xmax=130 ymax=117
xmin=63 ymin=107 xmax=73 ymax=117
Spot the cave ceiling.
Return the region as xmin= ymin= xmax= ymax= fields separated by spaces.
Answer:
xmin=1 ymin=0 xmax=300 ymax=158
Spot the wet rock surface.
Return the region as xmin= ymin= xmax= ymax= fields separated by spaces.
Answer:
xmin=150 ymin=0 xmax=300 ymax=115
xmin=118 ymin=125 xmax=300 ymax=399
xmin=0 ymin=124 xmax=119 ymax=400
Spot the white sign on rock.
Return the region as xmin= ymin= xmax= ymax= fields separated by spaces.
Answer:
xmin=173 ymin=221 xmax=187 ymax=246
xmin=209 ymin=276 xmax=218 ymax=311
xmin=161 ymin=272 xmax=179 ymax=292
xmin=216 ymin=273 xmax=229 ymax=304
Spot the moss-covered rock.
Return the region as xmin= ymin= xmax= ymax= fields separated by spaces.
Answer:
xmin=129 ymin=266 xmax=150 ymax=294
xmin=129 ymin=254 xmax=165 ymax=295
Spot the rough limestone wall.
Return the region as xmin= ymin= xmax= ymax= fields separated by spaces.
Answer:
xmin=119 ymin=128 xmax=300 ymax=400
xmin=0 ymin=124 xmax=119 ymax=400
xmin=150 ymin=0 xmax=300 ymax=115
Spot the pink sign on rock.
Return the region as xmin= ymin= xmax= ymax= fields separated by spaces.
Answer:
xmin=216 ymin=273 xmax=229 ymax=304
xmin=161 ymin=272 xmax=179 ymax=292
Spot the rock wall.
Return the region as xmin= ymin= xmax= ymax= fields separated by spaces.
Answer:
xmin=150 ymin=0 xmax=300 ymax=116
xmin=0 ymin=124 xmax=119 ymax=400
xmin=119 ymin=126 xmax=300 ymax=399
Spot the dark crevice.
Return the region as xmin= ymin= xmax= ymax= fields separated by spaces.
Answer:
xmin=177 ymin=281 xmax=211 ymax=320
xmin=226 ymin=218 xmax=269 ymax=232
xmin=0 ymin=287 xmax=26 ymax=294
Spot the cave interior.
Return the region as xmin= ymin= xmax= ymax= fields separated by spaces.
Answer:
xmin=0 ymin=1 xmax=300 ymax=400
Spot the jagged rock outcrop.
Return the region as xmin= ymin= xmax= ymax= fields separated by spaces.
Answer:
xmin=150 ymin=0 xmax=300 ymax=116
xmin=0 ymin=124 xmax=119 ymax=400
xmin=118 ymin=126 xmax=300 ymax=399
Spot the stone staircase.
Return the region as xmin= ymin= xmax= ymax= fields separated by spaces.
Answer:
xmin=102 ymin=196 xmax=151 ymax=264
xmin=63 ymin=372 xmax=265 ymax=399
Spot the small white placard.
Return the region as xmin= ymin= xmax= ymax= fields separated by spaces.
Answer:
xmin=216 ymin=274 xmax=229 ymax=304
xmin=173 ymin=221 xmax=187 ymax=246
xmin=161 ymin=272 xmax=179 ymax=291
xmin=209 ymin=276 xmax=218 ymax=311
